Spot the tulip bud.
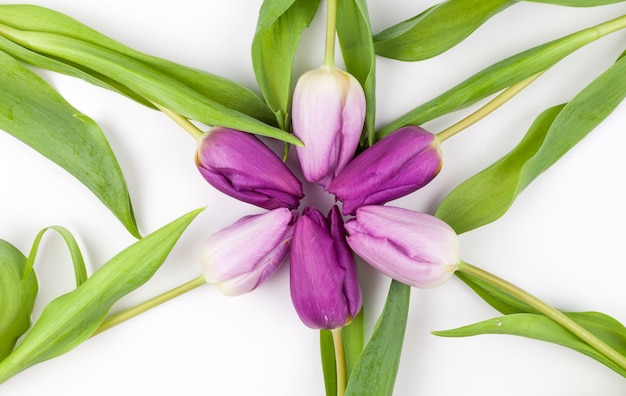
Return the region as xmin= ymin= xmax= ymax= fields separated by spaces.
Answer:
xmin=292 ymin=66 xmax=366 ymax=189
xmin=196 ymin=127 xmax=304 ymax=210
xmin=202 ymin=208 xmax=294 ymax=296
xmin=290 ymin=206 xmax=362 ymax=329
xmin=329 ymin=126 xmax=442 ymax=215
xmin=344 ymin=205 xmax=460 ymax=288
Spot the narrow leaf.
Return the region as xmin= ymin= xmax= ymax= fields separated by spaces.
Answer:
xmin=377 ymin=14 xmax=626 ymax=138
xmin=528 ymin=0 xmax=626 ymax=5
xmin=345 ymin=281 xmax=410 ymax=395
xmin=374 ymin=0 xmax=515 ymax=61
xmin=0 ymin=4 xmax=275 ymax=125
xmin=0 ymin=50 xmax=140 ymax=237
xmin=320 ymin=330 xmax=337 ymax=396
xmin=0 ymin=26 xmax=300 ymax=145
xmin=436 ymin=54 xmax=626 ymax=234
xmin=252 ymin=0 xmax=320 ymax=129
xmin=455 ymin=271 xmax=537 ymax=315
xmin=434 ymin=311 xmax=626 ymax=377
xmin=0 ymin=208 xmax=203 ymax=383
xmin=0 ymin=240 xmax=38 ymax=361
xmin=337 ymin=0 xmax=376 ymax=145
xmin=25 ymin=226 xmax=87 ymax=288
xmin=343 ymin=310 xmax=364 ymax=379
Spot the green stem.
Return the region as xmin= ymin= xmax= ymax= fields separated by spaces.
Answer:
xmin=324 ymin=0 xmax=338 ymax=67
xmin=152 ymin=101 xmax=205 ymax=141
xmin=436 ymin=72 xmax=543 ymax=142
xmin=92 ymin=275 xmax=206 ymax=336
xmin=457 ymin=262 xmax=626 ymax=372
xmin=331 ymin=328 xmax=347 ymax=396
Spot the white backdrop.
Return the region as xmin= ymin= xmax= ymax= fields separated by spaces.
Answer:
xmin=1 ymin=1 xmax=626 ymax=395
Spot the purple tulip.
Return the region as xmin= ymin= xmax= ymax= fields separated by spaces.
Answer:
xmin=290 ymin=206 xmax=362 ymax=329
xmin=329 ymin=126 xmax=442 ymax=215
xmin=344 ymin=205 xmax=460 ymax=289
xmin=292 ymin=66 xmax=366 ymax=189
xmin=196 ymin=127 xmax=304 ymax=210
xmin=202 ymin=208 xmax=294 ymax=296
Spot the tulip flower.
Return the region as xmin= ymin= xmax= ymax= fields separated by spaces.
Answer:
xmin=196 ymin=127 xmax=304 ymax=210
xmin=290 ymin=206 xmax=362 ymax=329
xmin=344 ymin=205 xmax=460 ymax=288
xmin=292 ymin=66 xmax=366 ymax=189
xmin=202 ymin=208 xmax=294 ymax=296
xmin=329 ymin=126 xmax=442 ymax=215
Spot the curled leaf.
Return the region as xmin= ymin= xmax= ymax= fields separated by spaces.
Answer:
xmin=0 ymin=208 xmax=203 ymax=383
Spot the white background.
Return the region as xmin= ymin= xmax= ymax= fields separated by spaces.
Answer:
xmin=1 ymin=1 xmax=626 ymax=395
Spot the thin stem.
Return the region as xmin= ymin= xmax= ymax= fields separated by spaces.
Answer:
xmin=458 ymin=262 xmax=626 ymax=372
xmin=331 ymin=328 xmax=347 ymax=396
xmin=436 ymin=72 xmax=544 ymax=142
xmin=324 ymin=0 xmax=338 ymax=67
xmin=92 ymin=275 xmax=206 ymax=336
xmin=152 ymin=101 xmax=205 ymax=141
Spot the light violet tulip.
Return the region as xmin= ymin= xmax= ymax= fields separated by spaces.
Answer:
xmin=345 ymin=205 xmax=460 ymax=288
xmin=329 ymin=126 xmax=442 ymax=215
xmin=290 ymin=206 xmax=362 ymax=329
xmin=203 ymin=208 xmax=294 ymax=296
xmin=196 ymin=127 xmax=304 ymax=210
xmin=292 ymin=66 xmax=366 ymax=189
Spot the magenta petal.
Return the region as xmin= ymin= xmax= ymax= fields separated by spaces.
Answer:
xmin=329 ymin=126 xmax=442 ymax=215
xmin=345 ymin=205 xmax=460 ymax=288
xmin=202 ymin=208 xmax=294 ymax=296
xmin=289 ymin=206 xmax=362 ymax=329
xmin=196 ymin=127 xmax=304 ymax=210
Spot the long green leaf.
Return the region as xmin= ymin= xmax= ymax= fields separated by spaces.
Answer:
xmin=319 ymin=330 xmax=337 ymax=396
xmin=337 ymin=0 xmax=376 ymax=145
xmin=0 ymin=50 xmax=140 ymax=237
xmin=252 ymin=0 xmax=320 ymax=129
xmin=0 ymin=26 xmax=300 ymax=145
xmin=377 ymin=14 xmax=626 ymax=138
xmin=0 ymin=240 xmax=37 ymax=361
xmin=434 ymin=311 xmax=626 ymax=377
xmin=345 ymin=281 xmax=410 ymax=395
xmin=436 ymin=54 xmax=626 ymax=234
xmin=0 ymin=4 xmax=275 ymax=125
xmin=528 ymin=0 xmax=626 ymax=5
xmin=0 ymin=208 xmax=203 ymax=383
xmin=374 ymin=0 xmax=515 ymax=61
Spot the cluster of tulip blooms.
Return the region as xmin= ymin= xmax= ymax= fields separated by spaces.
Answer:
xmin=196 ymin=63 xmax=460 ymax=331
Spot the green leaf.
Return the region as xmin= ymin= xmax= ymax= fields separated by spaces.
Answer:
xmin=528 ymin=0 xmax=626 ymax=5
xmin=434 ymin=311 xmax=626 ymax=377
xmin=0 ymin=25 xmax=300 ymax=146
xmin=374 ymin=0 xmax=516 ymax=61
xmin=436 ymin=54 xmax=626 ymax=234
xmin=0 ymin=240 xmax=38 ymax=361
xmin=25 ymin=226 xmax=87 ymax=288
xmin=377 ymin=14 xmax=626 ymax=138
xmin=455 ymin=271 xmax=537 ymax=315
xmin=337 ymin=0 xmax=376 ymax=145
xmin=0 ymin=50 xmax=140 ymax=237
xmin=252 ymin=0 xmax=320 ymax=129
xmin=343 ymin=310 xmax=364 ymax=379
xmin=0 ymin=4 xmax=276 ymax=125
xmin=345 ymin=281 xmax=410 ymax=395
xmin=319 ymin=330 xmax=337 ymax=396
xmin=0 ymin=208 xmax=203 ymax=383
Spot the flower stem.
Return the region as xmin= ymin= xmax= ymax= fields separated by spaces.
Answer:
xmin=331 ymin=328 xmax=347 ymax=396
xmin=324 ymin=0 xmax=338 ymax=67
xmin=457 ymin=262 xmax=626 ymax=372
xmin=152 ymin=101 xmax=205 ymax=141
xmin=436 ymin=71 xmax=544 ymax=142
xmin=92 ymin=275 xmax=206 ymax=336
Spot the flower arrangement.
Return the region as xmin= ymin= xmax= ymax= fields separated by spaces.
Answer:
xmin=1 ymin=1 xmax=626 ymax=395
